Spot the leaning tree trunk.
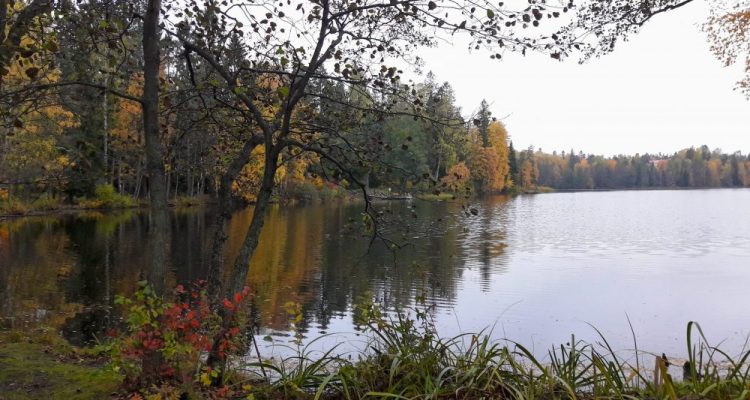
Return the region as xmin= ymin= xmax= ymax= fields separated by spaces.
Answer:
xmin=206 ymin=144 xmax=278 ymax=369
xmin=142 ymin=0 xmax=169 ymax=294
xmin=206 ymin=136 xmax=263 ymax=305
xmin=227 ymin=145 xmax=279 ymax=296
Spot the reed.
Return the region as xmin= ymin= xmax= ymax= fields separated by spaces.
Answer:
xmin=243 ymin=306 xmax=750 ymax=400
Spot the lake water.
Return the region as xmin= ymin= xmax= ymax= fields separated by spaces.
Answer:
xmin=2 ymin=189 xmax=750 ymax=359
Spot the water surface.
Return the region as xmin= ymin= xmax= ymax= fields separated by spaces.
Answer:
xmin=2 ymin=189 xmax=749 ymax=357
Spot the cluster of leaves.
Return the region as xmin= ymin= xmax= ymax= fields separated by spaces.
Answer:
xmin=104 ymin=281 xmax=252 ymax=395
xmin=704 ymin=0 xmax=750 ymax=97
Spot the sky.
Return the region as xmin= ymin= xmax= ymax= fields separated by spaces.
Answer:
xmin=416 ymin=1 xmax=750 ymax=156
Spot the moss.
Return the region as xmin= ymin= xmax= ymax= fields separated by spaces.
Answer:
xmin=0 ymin=341 xmax=120 ymax=400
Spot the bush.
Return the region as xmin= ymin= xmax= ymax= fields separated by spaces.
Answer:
xmin=31 ymin=194 xmax=63 ymax=211
xmin=103 ymin=281 xmax=251 ymax=397
xmin=284 ymin=180 xmax=348 ymax=203
xmin=79 ymin=184 xmax=135 ymax=209
xmin=0 ymin=199 xmax=29 ymax=215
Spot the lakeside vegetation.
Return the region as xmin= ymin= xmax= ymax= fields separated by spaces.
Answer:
xmin=3 ymin=283 xmax=750 ymax=400
xmin=2 ymin=0 xmax=750 ymax=398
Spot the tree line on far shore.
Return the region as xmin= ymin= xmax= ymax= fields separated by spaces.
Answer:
xmin=517 ymin=145 xmax=750 ymax=191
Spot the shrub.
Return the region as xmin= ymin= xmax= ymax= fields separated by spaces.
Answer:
xmin=31 ymin=194 xmax=62 ymax=211
xmin=104 ymin=281 xmax=251 ymax=396
xmin=0 ymin=199 xmax=29 ymax=215
xmin=79 ymin=184 xmax=135 ymax=209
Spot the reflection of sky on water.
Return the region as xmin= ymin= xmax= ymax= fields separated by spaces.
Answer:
xmin=2 ymin=189 xmax=750 ymax=359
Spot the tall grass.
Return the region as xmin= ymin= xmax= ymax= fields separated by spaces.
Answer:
xmin=239 ymin=303 xmax=750 ymax=400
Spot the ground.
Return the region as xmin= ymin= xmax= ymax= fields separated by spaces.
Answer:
xmin=0 ymin=339 xmax=119 ymax=400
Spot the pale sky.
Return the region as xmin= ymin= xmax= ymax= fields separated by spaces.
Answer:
xmin=417 ymin=1 xmax=750 ymax=156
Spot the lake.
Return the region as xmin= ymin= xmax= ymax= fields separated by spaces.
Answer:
xmin=2 ymin=189 xmax=749 ymax=359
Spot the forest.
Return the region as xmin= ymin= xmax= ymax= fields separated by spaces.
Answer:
xmin=2 ymin=39 xmax=749 ymax=212
xmin=2 ymin=64 xmax=748 ymax=212
xmin=525 ymin=145 xmax=750 ymax=190
xmin=2 ymin=0 xmax=750 ymax=399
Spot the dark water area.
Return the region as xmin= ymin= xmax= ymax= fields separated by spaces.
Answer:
xmin=2 ymin=189 xmax=750 ymax=358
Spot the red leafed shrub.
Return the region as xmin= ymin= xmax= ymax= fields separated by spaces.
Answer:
xmin=104 ymin=280 xmax=252 ymax=392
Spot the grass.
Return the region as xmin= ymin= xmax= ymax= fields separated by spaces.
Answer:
xmin=3 ymin=306 xmax=750 ymax=399
xmin=0 ymin=329 xmax=120 ymax=400
xmin=0 ymin=199 xmax=30 ymax=215
xmin=236 ymin=305 xmax=750 ymax=400
xmin=0 ymin=185 xmax=138 ymax=216
xmin=415 ymin=192 xmax=459 ymax=201
xmin=505 ymin=185 xmax=555 ymax=195
xmin=0 ymin=196 xmax=64 ymax=215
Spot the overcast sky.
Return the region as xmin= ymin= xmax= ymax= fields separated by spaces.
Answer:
xmin=416 ymin=1 xmax=750 ymax=156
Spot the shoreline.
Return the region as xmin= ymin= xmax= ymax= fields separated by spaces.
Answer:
xmin=4 ymin=186 xmax=750 ymax=219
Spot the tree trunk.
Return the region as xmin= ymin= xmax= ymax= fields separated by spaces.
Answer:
xmin=206 ymin=175 xmax=233 ymax=303
xmin=142 ymin=0 xmax=169 ymax=294
xmin=134 ymin=160 xmax=143 ymax=199
xmin=103 ymin=66 xmax=110 ymax=183
xmin=206 ymin=136 xmax=263 ymax=305
xmin=227 ymin=147 xmax=278 ymax=296
xmin=434 ymin=157 xmax=441 ymax=183
xmin=206 ymin=145 xmax=278 ymax=370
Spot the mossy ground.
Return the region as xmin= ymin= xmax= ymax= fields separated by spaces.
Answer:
xmin=0 ymin=332 xmax=120 ymax=400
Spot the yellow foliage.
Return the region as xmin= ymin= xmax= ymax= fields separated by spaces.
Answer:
xmin=112 ymin=75 xmax=144 ymax=141
xmin=232 ymin=147 xmax=266 ymax=202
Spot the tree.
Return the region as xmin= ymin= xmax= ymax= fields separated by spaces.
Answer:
xmin=562 ymin=0 xmax=750 ymax=98
xmin=0 ymin=1 xmax=76 ymax=198
xmin=476 ymin=99 xmax=492 ymax=147
xmin=423 ymin=77 xmax=464 ymax=183
xmin=163 ymin=0 xmax=567 ymax=306
xmin=440 ymin=162 xmax=471 ymax=193
xmin=508 ymin=140 xmax=518 ymax=185
xmin=705 ymin=2 xmax=750 ymax=97
xmin=468 ymin=121 xmax=510 ymax=193
xmin=518 ymin=146 xmax=539 ymax=188
xmin=0 ymin=0 xmax=54 ymax=87
xmin=142 ymin=0 xmax=170 ymax=295
xmin=530 ymin=146 xmax=749 ymax=190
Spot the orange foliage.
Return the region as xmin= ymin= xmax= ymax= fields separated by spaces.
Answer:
xmin=440 ymin=162 xmax=471 ymax=192
xmin=467 ymin=122 xmax=510 ymax=193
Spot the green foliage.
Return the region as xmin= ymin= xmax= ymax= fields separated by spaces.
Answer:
xmin=30 ymin=193 xmax=62 ymax=211
xmin=241 ymin=300 xmax=750 ymax=400
xmin=103 ymin=281 xmax=252 ymax=395
xmin=0 ymin=199 xmax=30 ymax=215
xmin=5 ymin=299 xmax=750 ymax=399
xmin=535 ymin=147 xmax=750 ymax=190
xmin=78 ymin=184 xmax=135 ymax=209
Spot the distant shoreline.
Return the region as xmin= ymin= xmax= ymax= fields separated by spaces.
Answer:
xmin=544 ymin=186 xmax=750 ymax=194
